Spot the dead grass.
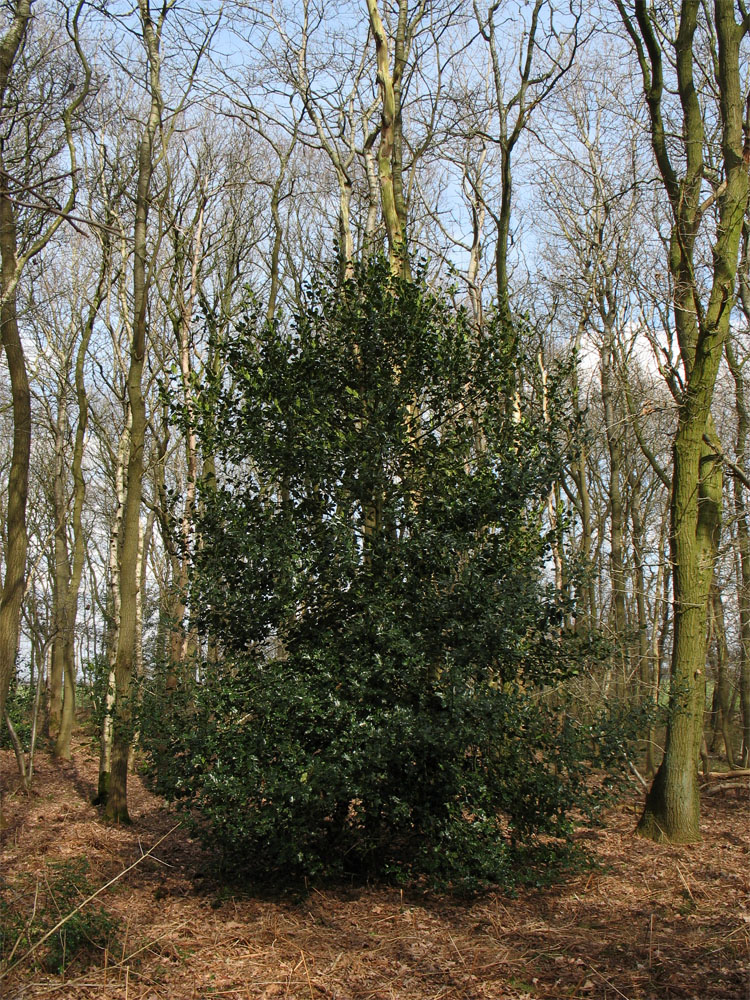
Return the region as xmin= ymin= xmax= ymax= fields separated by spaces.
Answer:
xmin=1 ymin=736 xmax=748 ymax=1000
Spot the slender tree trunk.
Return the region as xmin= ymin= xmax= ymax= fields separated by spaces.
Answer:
xmin=55 ymin=242 xmax=109 ymax=759
xmin=465 ymin=149 xmax=487 ymax=329
xmin=645 ymin=508 xmax=669 ymax=776
xmin=496 ymin=144 xmax=512 ymax=322
xmin=362 ymin=129 xmax=380 ymax=254
xmin=629 ymin=471 xmax=650 ymax=704
xmin=0 ymin=0 xmax=32 ymax=772
xmin=366 ymin=0 xmax=414 ymax=278
xmin=105 ymin=1 xmax=165 ymax=823
xmin=0 ymin=192 xmax=28 ymax=732
xmin=709 ymin=582 xmax=735 ymax=766
xmin=601 ymin=324 xmax=628 ymax=697
xmin=95 ymin=416 xmax=130 ymax=805
xmin=731 ymin=240 xmax=750 ymax=763
xmin=128 ymin=510 xmax=154 ymax=772
xmin=49 ymin=386 xmax=70 ymax=740
xmin=570 ymin=320 xmax=596 ymax=627
xmin=165 ymin=201 xmax=204 ymax=680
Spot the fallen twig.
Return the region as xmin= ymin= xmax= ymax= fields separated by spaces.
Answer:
xmin=0 ymin=822 xmax=182 ymax=982
xmin=628 ymin=760 xmax=650 ymax=791
xmin=702 ymin=779 xmax=750 ymax=795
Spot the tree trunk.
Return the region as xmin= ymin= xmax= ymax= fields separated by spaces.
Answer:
xmin=95 ymin=415 xmax=130 ymax=806
xmin=0 ymin=0 xmax=32 ymax=777
xmin=619 ymin=0 xmax=749 ymax=843
xmin=601 ymin=325 xmax=628 ymax=698
xmin=55 ymin=238 xmax=109 ymax=759
xmin=105 ymin=0 xmax=164 ymax=823
xmin=637 ymin=418 xmax=722 ymax=842
xmin=366 ymin=0 xmax=415 ymax=278
xmin=645 ymin=506 xmax=669 ymax=776
xmin=709 ymin=582 xmax=735 ymax=766
xmin=629 ymin=471 xmax=651 ymax=704
xmin=730 ymin=245 xmax=750 ymax=763
xmin=51 ymin=384 xmax=74 ymax=756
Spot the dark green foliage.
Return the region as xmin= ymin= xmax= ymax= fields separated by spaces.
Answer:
xmin=0 ymin=859 xmax=121 ymax=974
xmin=148 ymin=257 xmax=630 ymax=887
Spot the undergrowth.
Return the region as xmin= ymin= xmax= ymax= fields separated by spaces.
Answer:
xmin=0 ymin=857 xmax=121 ymax=975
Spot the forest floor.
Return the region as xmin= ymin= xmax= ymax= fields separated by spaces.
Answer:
xmin=0 ymin=736 xmax=748 ymax=1000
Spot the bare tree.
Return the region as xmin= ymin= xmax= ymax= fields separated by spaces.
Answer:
xmin=617 ymin=0 xmax=749 ymax=843
xmin=0 ymin=2 xmax=91 ymax=768
xmin=104 ymin=0 xmax=220 ymax=822
xmin=472 ymin=0 xmax=581 ymax=318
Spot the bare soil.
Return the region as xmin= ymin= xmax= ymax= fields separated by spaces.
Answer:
xmin=1 ymin=737 xmax=748 ymax=1000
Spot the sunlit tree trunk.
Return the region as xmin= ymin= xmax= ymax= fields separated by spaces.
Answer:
xmin=95 ymin=414 xmax=130 ymax=805
xmin=618 ymin=0 xmax=749 ymax=842
xmin=105 ymin=0 xmax=165 ymax=823
xmin=49 ymin=386 xmax=70 ymax=739
xmin=50 ymin=383 xmax=74 ymax=754
xmin=53 ymin=241 xmax=109 ymax=759
xmin=708 ymin=582 xmax=735 ymax=766
xmin=366 ymin=0 xmax=417 ymax=278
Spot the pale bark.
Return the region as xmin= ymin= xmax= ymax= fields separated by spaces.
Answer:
xmin=49 ymin=386 xmax=69 ymax=738
xmin=708 ymin=582 xmax=735 ymax=766
xmin=50 ymin=382 xmax=73 ymax=754
xmin=95 ymin=414 xmax=130 ymax=806
xmin=166 ymin=195 xmax=204 ymax=676
xmin=366 ymin=0 xmax=420 ymax=277
xmin=53 ymin=242 xmax=110 ymax=759
xmin=473 ymin=0 xmax=579 ymax=319
xmin=104 ymin=3 xmax=163 ymax=818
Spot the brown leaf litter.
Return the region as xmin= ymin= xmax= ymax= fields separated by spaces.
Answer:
xmin=1 ymin=738 xmax=748 ymax=1000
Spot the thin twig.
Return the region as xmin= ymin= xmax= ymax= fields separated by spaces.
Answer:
xmin=586 ymin=962 xmax=632 ymax=1000
xmin=702 ymin=434 xmax=750 ymax=489
xmin=0 ymin=822 xmax=182 ymax=981
xmin=300 ymin=948 xmax=315 ymax=1000
xmin=675 ymin=861 xmax=695 ymax=901
xmin=628 ymin=760 xmax=650 ymax=791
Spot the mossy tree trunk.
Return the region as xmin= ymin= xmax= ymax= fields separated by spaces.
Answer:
xmin=618 ymin=0 xmax=749 ymax=843
xmin=731 ymin=235 xmax=750 ymax=765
